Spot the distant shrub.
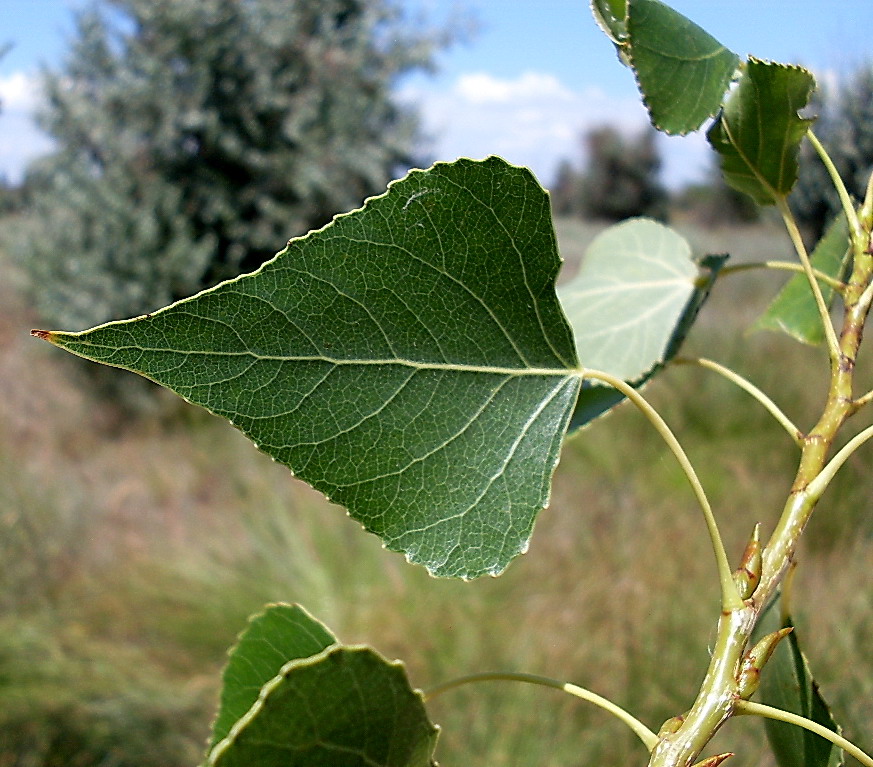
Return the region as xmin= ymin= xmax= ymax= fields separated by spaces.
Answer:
xmin=551 ymin=126 xmax=668 ymax=221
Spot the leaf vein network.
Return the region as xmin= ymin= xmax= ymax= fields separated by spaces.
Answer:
xmin=399 ymin=375 xmax=575 ymax=534
xmin=441 ymin=171 xmax=572 ymax=367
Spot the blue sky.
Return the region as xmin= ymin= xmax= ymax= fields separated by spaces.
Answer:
xmin=1 ymin=0 xmax=872 ymax=188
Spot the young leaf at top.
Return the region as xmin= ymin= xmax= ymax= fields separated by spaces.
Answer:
xmin=558 ymin=219 xmax=726 ymax=430
xmin=754 ymin=215 xmax=850 ymax=345
xmin=591 ymin=0 xmax=627 ymax=44
xmin=708 ymin=58 xmax=816 ymax=205
xmin=626 ymin=0 xmax=739 ymax=134
xmin=33 ymin=157 xmax=582 ymax=581
xmin=207 ymin=604 xmax=438 ymax=767
xmin=754 ymin=597 xmax=845 ymax=767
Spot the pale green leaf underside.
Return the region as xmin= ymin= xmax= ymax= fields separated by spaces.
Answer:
xmin=210 ymin=604 xmax=337 ymax=750
xmin=755 ymin=599 xmax=845 ymax=767
xmin=558 ymin=218 xmax=697 ymax=383
xmin=207 ymin=605 xmax=437 ymax=767
xmin=43 ymin=157 xmax=581 ymax=580
xmin=571 ymin=250 xmax=727 ymax=432
xmin=754 ymin=215 xmax=850 ymax=345
xmin=627 ymin=0 xmax=739 ymax=134
xmin=560 ymin=220 xmax=723 ymax=432
xmin=708 ymin=58 xmax=815 ymax=205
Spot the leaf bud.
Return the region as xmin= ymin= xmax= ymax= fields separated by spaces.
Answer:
xmin=691 ymin=753 xmax=734 ymax=767
xmin=732 ymin=523 xmax=762 ymax=600
xmin=657 ymin=713 xmax=686 ymax=738
xmin=736 ymin=627 xmax=793 ymax=699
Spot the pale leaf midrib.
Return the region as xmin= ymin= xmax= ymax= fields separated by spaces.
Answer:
xmin=60 ymin=339 xmax=581 ymax=378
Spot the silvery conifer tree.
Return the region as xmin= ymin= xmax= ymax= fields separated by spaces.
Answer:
xmin=19 ymin=0 xmax=447 ymax=330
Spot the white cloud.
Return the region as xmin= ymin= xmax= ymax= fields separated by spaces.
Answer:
xmin=0 ymin=66 xmax=716 ymax=189
xmin=400 ymin=70 xmax=712 ymax=189
xmin=0 ymin=71 xmax=43 ymax=113
xmin=455 ymin=71 xmax=574 ymax=105
xmin=0 ymin=70 xmax=53 ymax=183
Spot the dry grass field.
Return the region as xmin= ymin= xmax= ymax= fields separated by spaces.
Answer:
xmin=1 ymin=216 xmax=870 ymax=766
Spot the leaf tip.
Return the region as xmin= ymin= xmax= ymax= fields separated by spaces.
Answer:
xmin=30 ymin=329 xmax=55 ymax=342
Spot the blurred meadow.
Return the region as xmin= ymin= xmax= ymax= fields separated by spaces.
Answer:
xmin=1 ymin=214 xmax=871 ymax=766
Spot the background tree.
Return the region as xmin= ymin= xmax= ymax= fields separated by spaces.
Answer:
xmin=790 ymin=63 xmax=873 ymax=243
xmin=579 ymin=125 xmax=668 ymax=221
xmin=549 ymin=126 xmax=667 ymax=221
xmin=15 ymin=0 xmax=448 ymax=331
xmin=549 ymin=158 xmax=580 ymax=217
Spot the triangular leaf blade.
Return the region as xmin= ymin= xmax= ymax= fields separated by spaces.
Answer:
xmin=627 ymin=0 xmax=739 ymax=134
xmin=207 ymin=606 xmax=437 ymax=767
xmin=755 ymin=597 xmax=845 ymax=767
xmin=754 ymin=215 xmax=850 ymax=345
xmin=708 ymin=58 xmax=816 ymax=205
xmin=210 ymin=604 xmax=337 ymax=750
xmin=36 ymin=157 xmax=581 ymax=580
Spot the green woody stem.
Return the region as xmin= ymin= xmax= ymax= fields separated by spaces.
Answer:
xmin=647 ymin=200 xmax=873 ymax=767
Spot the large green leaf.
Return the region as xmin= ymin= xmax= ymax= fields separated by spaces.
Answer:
xmin=209 ymin=604 xmax=337 ymax=750
xmin=755 ymin=597 xmax=844 ymax=767
xmin=34 ymin=157 xmax=581 ymax=580
xmin=754 ymin=215 xmax=850 ymax=345
xmin=708 ymin=58 xmax=816 ymax=205
xmin=626 ymin=0 xmax=739 ymax=134
xmin=558 ymin=220 xmax=725 ymax=430
xmin=206 ymin=604 xmax=437 ymax=767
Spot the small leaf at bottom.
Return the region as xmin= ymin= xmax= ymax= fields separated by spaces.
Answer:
xmin=210 ymin=604 xmax=337 ymax=750
xmin=209 ymin=648 xmax=438 ymax=767
xmin=755 ymin=597 xmax=845 ymax=767
xmin=207 ymin=604 xmax=438 ymax=767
